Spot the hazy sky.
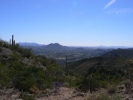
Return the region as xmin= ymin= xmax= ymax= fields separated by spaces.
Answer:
xmin=0 ymin=0 xmax=133 ymax=46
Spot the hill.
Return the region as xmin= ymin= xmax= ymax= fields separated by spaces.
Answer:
xmin=68 ymin=48 xmax=133 ymax=74
xmin=44 ymin=43 xmax=69 ymax=50
xmin=102 ymin=48 xmax=133 ymax=58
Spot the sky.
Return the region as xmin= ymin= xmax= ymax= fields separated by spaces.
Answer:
xmin=0 ymin=0 xmax=133 ymax=46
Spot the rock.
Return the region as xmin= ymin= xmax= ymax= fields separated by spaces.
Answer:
xmin=129 ymin=88 xmax=133 ymax=94
xmin=73 ymin=90 xmax=77 ymax=94
xmin=0 ymin=90 xmax=5 ymax=96
xmin=75 ymin=92 xmax=85 ymax=97
xmin=125 ymin=98 xmax=129 ymax=100
xmin=118 ymin=84 xmax=125 ymax=92
xmin=0 ymin=84 xmax=1 ymax=89
xmin=11 ymin=94 xmax=19 ymax=99
xmin=63 ymin=82 xmax=69 ymax=87
xmin=2 ymin=55 xmax=8 ymax=59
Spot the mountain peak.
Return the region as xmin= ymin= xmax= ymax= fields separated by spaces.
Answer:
xmin=45 ymin=43 xmax=67 ymax=50
xmin=49 ymin=43 xmax=61 ymax=46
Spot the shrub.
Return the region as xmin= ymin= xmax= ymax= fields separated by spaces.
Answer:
xmin=108 ymin=85 xmax=117 ymax=94
xmin=87 ymin=93 xmax=110 ymax=100
xmin=0 ymin=40 xmax=10 ymax=48
xmin=77 ymin=73 xmax=109 ymax=92
xmin=110 ymin=94 xmax=123 ymax=100
xmin=0 ymin=64 xmax=11 ymax=87
xmin=87 ymin=93 xmax=123 ymax=100
xmin=0 ymin=40 xmax=3 ymax=46
xmin=39 ymin=55 xmax=48 ymax=66
xmin=21 ymin=48 xmax=33 ymax=58
xmin=19 ymin=93 xmax=36 ymax=100
xmin=97 ymin=80 xmax=109 ymax=88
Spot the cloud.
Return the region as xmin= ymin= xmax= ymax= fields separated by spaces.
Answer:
xmin=104 ymin=0 xmax=116 ymax=9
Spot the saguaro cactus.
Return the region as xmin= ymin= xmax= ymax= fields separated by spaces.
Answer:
xmin=14 ymin=40 xmax=15 ymax=46
xmin=10 ymin=39 xmax=11 ymax=44
xmin=12 ymin=35 xmax=14 ymax=46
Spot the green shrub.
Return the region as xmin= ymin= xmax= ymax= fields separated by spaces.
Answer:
xmin=110 ymin=94 xmax=123 ymax=100
xmin=21 ymin=48 xmax=33 ymax=58
xmin=0 ymin=64 xmax=11 ymax=87
xmin=97 ymin=80 xmax=109 ymax=88
xmin=0 ymin=40 xmax=3 ymax=46
xmin=77 ymin=73 xmax=109 ymax=92
xmin=87 ymin=93 xmax=123 ymax=100
xmin=108 ymin=85 xmax=117 ymax=94
xmin=87 ymin=93 xmax=110 ymax=100
xmin=19 ymin=93 xmax=36 ymax=100
xmin=39 ymin=55 xmax=48 ymax=66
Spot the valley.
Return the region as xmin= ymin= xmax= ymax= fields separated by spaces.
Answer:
xmin=19 ymin=43 xmax=114 ymax=65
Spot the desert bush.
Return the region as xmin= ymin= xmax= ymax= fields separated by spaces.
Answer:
xmin=0 ymin=64 xmax=11 ymax=87
xmin=13 ymin=45 xmax=33 ymax=58
xmin=0 ymin=40 xmax=3 ymax=46
xmin=108 ymin=84 xmax=117 ymax=94
xmin=21 ymin=48 xmax=33 ymax=58
xmin=124 ymin=80 xmax=131 ymax=90
xmin=97 ymin=80 xmax=109 ymax=88
xmin=87 ymin=93 xmax=110 ymax=100
xmin=110 ymin=94 xmax=123 ymax=100
xmin=77 ymin=73 xmax=109 ymax=92
xmin=39 ymin=55 xmax=48 ymax=66
xmin=0 ymin=40 xmax=11 ymax=48
xmin=13 ymin=66 xmax=45 ymax=91
xmin=87 ymin=93 xmax=123 ymax=100
xmin=19 ymin=93 xmax=36 ymax=100
xmin=13 ymin=43 xmax=20 ymax=51
xmin=77 ymin=75 xmax=90 ymax=92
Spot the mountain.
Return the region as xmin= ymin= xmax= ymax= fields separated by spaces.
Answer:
xmin=19 ymin=42 xmax=70 ymax=50
xmin=19 ymin=42 xmax=45 ymax=47
xmin=44 ymin=43 xmax=69 ymax=50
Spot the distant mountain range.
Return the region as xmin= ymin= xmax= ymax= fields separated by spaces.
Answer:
xmin=19 ymin=42 xmax=45 ymax=46
xmin=19 ymin=42 xmax=133 ymax=50
xmin=19 ymin=42 xmax=69 ymax=50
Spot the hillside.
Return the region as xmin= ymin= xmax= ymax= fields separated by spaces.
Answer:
xmin=102 ymin=48 xmax=133 ymax=58
xmin=0 ymin=40 xmax=61 ymax=86
xmin=68 ymin=48 xmax=133 ymax=74
xmin=0 ymin=40 xmax=77 ymax=99
xmin=67 ymin=48 xmax=133 ymax=99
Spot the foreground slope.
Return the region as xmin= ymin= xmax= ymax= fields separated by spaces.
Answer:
xmin=0 ymin=40 xmax=74 ymax=99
